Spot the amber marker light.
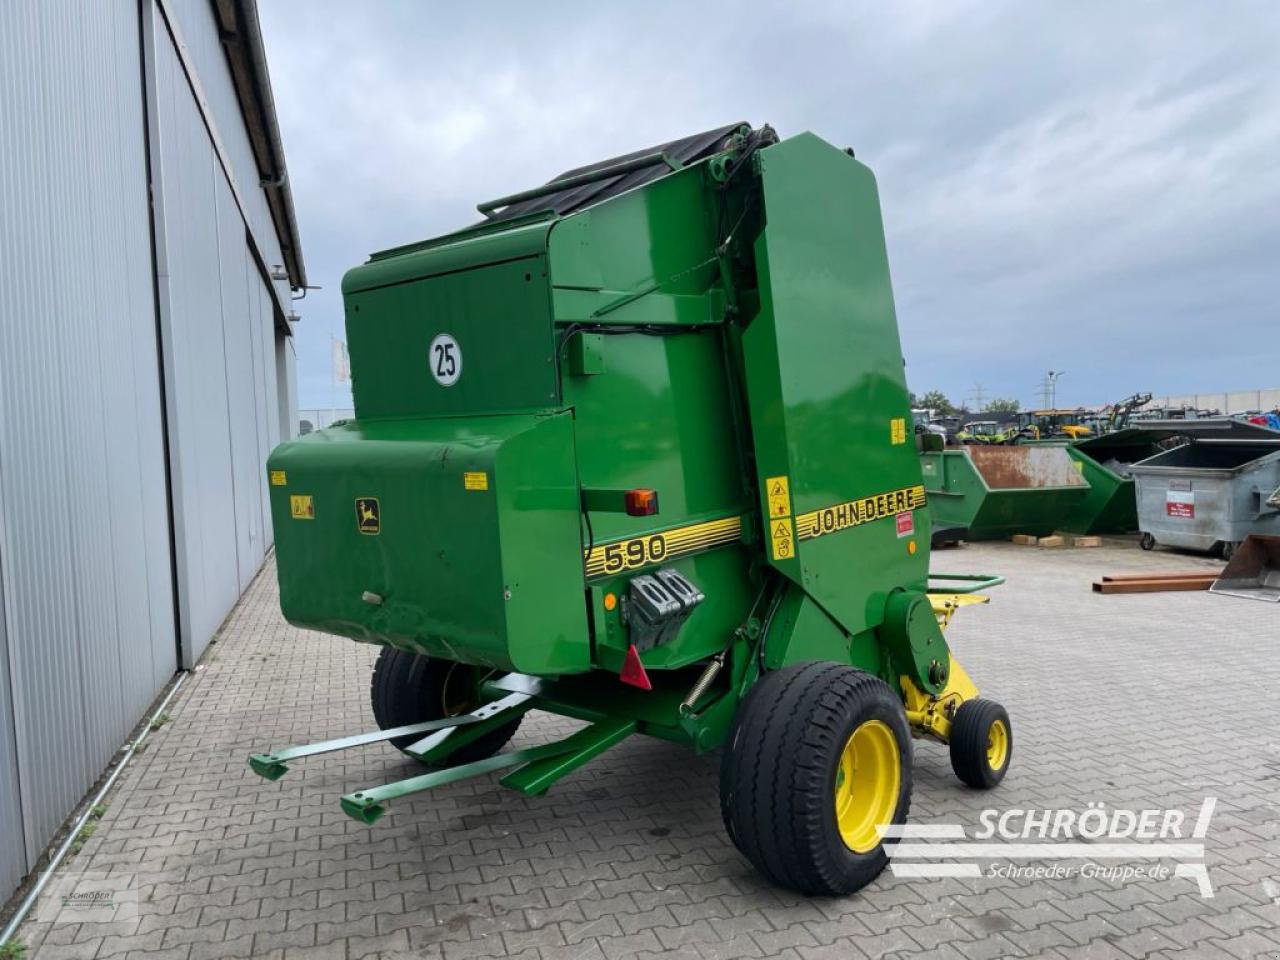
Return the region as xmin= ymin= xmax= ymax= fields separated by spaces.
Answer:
xmin=624 ymin=488 xmax=659 ymax=516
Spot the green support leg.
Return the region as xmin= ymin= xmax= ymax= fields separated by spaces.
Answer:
xmin=340 ymin=718 xmax=636 ymax=824
xmin=248 ymin=691 xmax=531 ymax=780
xmin=500 ymin=717 xmax=635 ymax=795
xmin=404 ymin=693 xmax=536 ymax=762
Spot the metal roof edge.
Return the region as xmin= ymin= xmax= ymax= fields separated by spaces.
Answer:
xmin=213 ymin=0 xmax=307 ymax=292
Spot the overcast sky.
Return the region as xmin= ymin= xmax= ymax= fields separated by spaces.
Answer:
xmin=259 ymin=1 xmax=1279 ymax=413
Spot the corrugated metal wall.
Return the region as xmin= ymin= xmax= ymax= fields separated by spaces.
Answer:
xmin=0 ymin=543 xmax=22 ymax=895
xmin=166 ymin=0 xmax=288 ymax=281
xmin=278 ymin=332 xmax=299 ymax=448
xmin=0 ymin=0 xmax=178 ymax=881
xmin=0 ymin=0 xmax=297 ymax=898
xmin=147 ymin=2 xmax=284 ymax=663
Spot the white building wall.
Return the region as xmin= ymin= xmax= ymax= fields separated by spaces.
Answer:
xmin=0 ymin=0 xmax=178 ymax=885
xmin=146 ymin=0 xmax=289 ymax=664
xmin=277 ymin=331 xmax=299 ymax=456
xmin=0 ymin=0 xmax=299 ymax=900
xmin=1152 ymin=388 xmax=1280 ymax=416
xmin=160 ymin=0 xmax=292 ymax=313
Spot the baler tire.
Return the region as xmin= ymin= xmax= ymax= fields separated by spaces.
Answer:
xmin=370 ymin=648 xmax=521 ymax=765
xmin=1139 ymin=533 xmax=1156 ymax=551
xmin=719 ymin=661 xmax=912 ymax=896
xmin=948 ymin=698 xmax=1012 ymax=789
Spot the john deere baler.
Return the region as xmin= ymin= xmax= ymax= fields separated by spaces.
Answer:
xmin=255 ymin=124 xmax=1012 ymax=896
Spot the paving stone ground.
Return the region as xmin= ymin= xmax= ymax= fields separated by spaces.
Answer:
xmin=15 ymin=540 xmax=1280 ymax=960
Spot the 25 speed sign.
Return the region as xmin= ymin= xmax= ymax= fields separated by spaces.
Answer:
xmin=429 ymin=333 xmax=462 ymax=386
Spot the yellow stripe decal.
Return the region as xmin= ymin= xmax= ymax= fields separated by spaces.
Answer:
xmin=585 ymin=516 xmax=742 ymax=579
xmin=795 ymin=485 xmax=927 ymax=542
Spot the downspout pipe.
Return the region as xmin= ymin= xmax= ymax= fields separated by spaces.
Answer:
xmin=234 ymin=0 xmax=307 ymax=292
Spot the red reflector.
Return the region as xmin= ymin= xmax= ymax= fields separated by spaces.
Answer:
xmin=625 ymin=488 xmax=659 ymax=516
xmin=620 ymin=644 xmax=652 ymax=691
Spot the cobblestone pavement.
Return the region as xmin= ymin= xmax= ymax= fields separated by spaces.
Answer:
xmin=16 ymin=541 xmax=1280 ymax=960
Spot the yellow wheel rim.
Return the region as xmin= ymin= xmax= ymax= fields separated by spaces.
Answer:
xmin=833 ymin=719 xmax=901 ymax=853
xmin=440 ymin=663 xmax=476 ymax=718
xmin=986 ymin=718 xmax=1009 ymax=770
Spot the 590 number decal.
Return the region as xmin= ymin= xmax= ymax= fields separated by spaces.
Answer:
xmin=585 ymin=516 xmax=741 ymax=579
xmin=598 ymin=535 xmax=668 ymax=574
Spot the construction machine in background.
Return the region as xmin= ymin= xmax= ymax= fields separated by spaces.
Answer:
xmin=1104 ymin=392 xmax=1153 ymax=433
xmin=1018 ymin=408 xmax=1095 ymax=440
xmin=956 ymin=419 xmax=1024 ymax=445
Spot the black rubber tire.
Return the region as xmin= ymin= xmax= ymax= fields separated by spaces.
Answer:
xmin=719 ymin=661 xmax=912 ymax=896
xmin=1139 ymin=532 xmax=1156 ymax=551
xmin=949 ymin=699 xmax=1012 ymax=789
xmin=1220 ymin=541 xmax=1237 ymax=561
xmin=370 ymin=648 xmax=521 ymax=765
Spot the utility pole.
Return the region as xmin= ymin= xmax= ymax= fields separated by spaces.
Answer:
xmin=1038 ymin=370 xmax=1064 ymax=409
xmin=969 ymin=383 xmax=988 ymax=412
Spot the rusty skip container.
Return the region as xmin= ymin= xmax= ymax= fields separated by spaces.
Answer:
xmin=919 ymin=445 xmax=1089 ymax=541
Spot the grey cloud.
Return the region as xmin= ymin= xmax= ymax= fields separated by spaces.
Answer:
xmin=260 ymin=0 xmax=1280 ymax=411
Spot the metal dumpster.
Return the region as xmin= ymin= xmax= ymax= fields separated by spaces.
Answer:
xmin=1128 ymin=420 xmax=1280 ymax=557
xmin=920 ymin=445 xmax=1089 ymax=540
xmin=1064 ymin=430 xmax=1169 ymax=534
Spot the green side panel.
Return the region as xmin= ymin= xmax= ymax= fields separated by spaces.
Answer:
xmin=549 ymin=168 xmax=739 ymax=546
xmin=267 ymin=413 xmax=589 ymax=674
xmin=561 ymin=332 xmax=747 ymax=544
xmin=764 ymin=585 xmax=860 ymax=669
xmin=547 ymin=164 xmax=722 ymax=327
xmin=1062 ymin=446 xmax=1138 ymax=534
xmin=741 ymin=133 xmax=928 ymax=635
xmin=760 ymin=585 xmax=892 ymax=694
xmin=341 ymin=222 xmax=558 ymax=419
xmin=546 ymin=166 xmax=756 ymax=674
xmin=590 ymin=547 xmax=757 ymax=673
xmin=920 ymin=446 xmax=1090 ymax=540
xmin=345 ymin=219 xmax=551 ymax=291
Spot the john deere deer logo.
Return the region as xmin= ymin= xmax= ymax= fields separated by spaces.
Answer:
xmin=355 ymin=497 xmax=380 ymax=535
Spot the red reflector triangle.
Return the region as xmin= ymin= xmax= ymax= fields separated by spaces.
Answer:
xmin=620 ymin=644 xmax=652 ymax=691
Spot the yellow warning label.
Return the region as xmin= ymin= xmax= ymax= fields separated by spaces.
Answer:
xmin=463 ymin=471 xmax=489 ymax=491
xmin=796 ymin=484 xmax=926 ymax=542
xmin=289 ymin=494 xmax=314 ymax=520
xmin=890 ymin=417 xmax=907 ymax=445
xmin=585 ymin=515 xmax=742 ymax=579
xmin=269 ymin=470 xmax=287 ymax=486
xmin=765 ymin=475 xmax=792 ymax=519
xmin=770 ymin=517 xmax=795 ymax=560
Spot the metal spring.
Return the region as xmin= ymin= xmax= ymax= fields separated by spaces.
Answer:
xmin=680 ymin=653 xmax=725 ymax=714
